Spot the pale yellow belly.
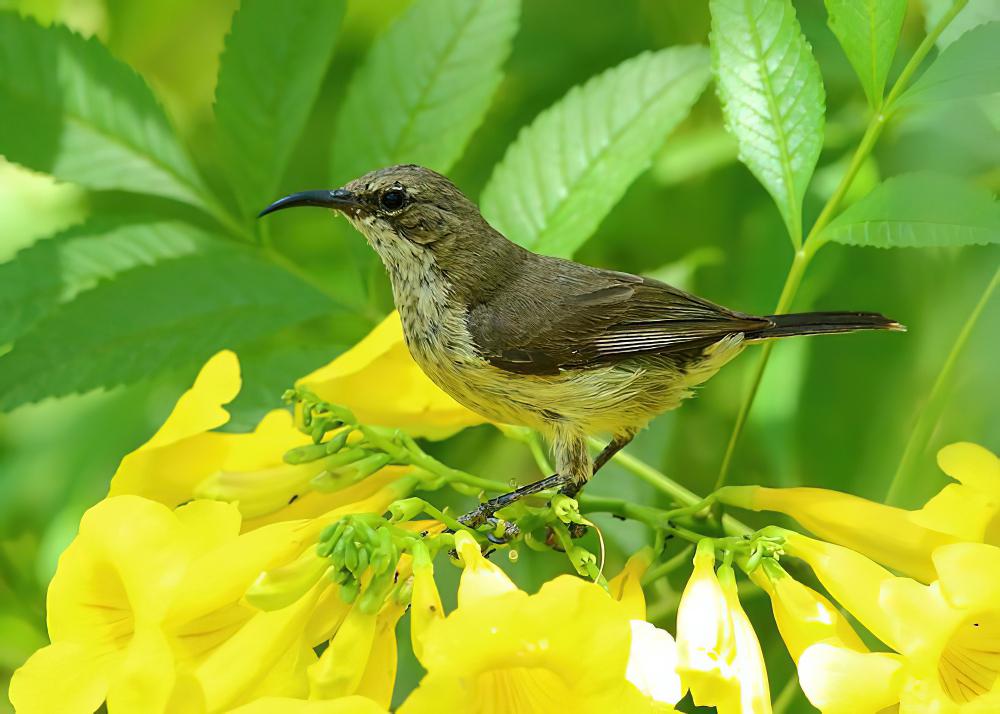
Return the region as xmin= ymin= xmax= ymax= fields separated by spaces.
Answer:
xmin=410 ymin=333 xmax=746 ymax=437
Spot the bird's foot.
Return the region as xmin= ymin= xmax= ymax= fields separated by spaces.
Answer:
xmin=457 ymin=473 xmax=567 ymax=530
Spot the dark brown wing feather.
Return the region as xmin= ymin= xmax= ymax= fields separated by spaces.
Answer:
xmin=464 ymin=254 xmax=770 ymax=375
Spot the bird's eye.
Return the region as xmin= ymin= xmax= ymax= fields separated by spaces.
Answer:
xmin=380 ymin=188 xmax=406 ymax=211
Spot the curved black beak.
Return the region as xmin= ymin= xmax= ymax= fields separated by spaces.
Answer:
xmin=258 ymin=189 xmax=359 ymax=218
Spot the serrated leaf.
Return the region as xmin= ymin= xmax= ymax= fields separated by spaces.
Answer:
xmin=330 ymin=0 xmax=519 ymax=185
xmin=0 ymin=249 xmax=338 ymax=410
xmin=824 ymin=0 xmax=906 ymax=108
xmin=215 ymin=0 xmax=345 ymax=217
xmin=898 ymin=22 xmax=1000 ymax=108
xmin=819 ymin=173 xmax=1000 ymax=248
xmin=0 ymin=217 xmax=214 ymax=345
xmin=481 ymin=47 xmax=711 ymax=258
xmin=924 ymin=0 xmax=1000 ymax=49
xmin=0 ymin=13 xmax=209 ymax=208
xmin=710 ymin=0 xmax=826 ymax=244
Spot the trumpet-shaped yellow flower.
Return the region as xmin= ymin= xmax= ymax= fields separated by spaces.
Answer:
xmin=719 ymin=483 xmax=955 ymax=583
xmin=401 ymin=533 xmax=678 ymax=713
xmin=676 ymin=541 xmax=771 ymax=714
xmin=719 ymin=442 xmax=999 ymax=583
xmin=751 ymin=559 xmax=905 ymax=714
xmin=911 ymin=442 xmax=1000 ymax=546
xmin=298 ymin=311 xmax=485 ymax=439
xmin=109 ymin=350 xmax=417 ymax=524
xmin=886 ymin=543 xmax=1000 ymax=712
xmin=786 ymin=532 xmax=1000 ymax=712
xmin=8 ymin=496 xmax=305 ymax=714
xmin=750 ymin=558 xmax=866 ymax=661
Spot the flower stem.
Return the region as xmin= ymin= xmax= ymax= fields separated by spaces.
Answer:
xmin=586 ymin=438 xmax=753 ymax=536
xmin=713 ymin=0 xmax=969 ymax=489
xmin=885 ymin=264 xmax=998 ymax=505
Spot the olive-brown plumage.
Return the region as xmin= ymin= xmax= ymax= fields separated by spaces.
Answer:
xmin=261 ymin=164 xmax=903 ymax=523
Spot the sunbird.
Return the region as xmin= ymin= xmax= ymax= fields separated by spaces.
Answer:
xmin=261 ymin=165 xmax=902 ymax=525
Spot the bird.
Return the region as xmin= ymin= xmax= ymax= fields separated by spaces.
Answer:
xmin=260 ymin=164 xmax=903 ymax=525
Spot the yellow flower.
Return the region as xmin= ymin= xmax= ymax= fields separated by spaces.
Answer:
xmin=109 ymin=350 xmax=415 ymax=525
xmin=675 ymin=540 xmax=771 ymax=714
xmin=885 ymin=543 xmax=1000 ymax=712
xmin=176 ymin=479 xmax=419 ymax=713
xmin=719 ymin=483 xmax=955 ymax=583
xmin=228 ymin=696 xmax=388 ymax=713
xmin=400 ymin=532 xmax=676 ymax=713
xmin=911 ymin=442 xmax=1000 ymax=545
xmin=719 ymin=442 xmax=1000 ymax=583
xmin=750 ymin=559 xmax=904 ymax=714
xmin=298 ymin=311 xmax=485 ymax=439
xmin=785 ymin=533 xmax=1000 ymax=712
xmin=8 ymin=496 xmax=305 ymax=714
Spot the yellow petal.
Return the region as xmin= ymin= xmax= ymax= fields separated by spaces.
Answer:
xmin=719 ymin=566 xmax=771 ymax=714
xmin=454 ymin=530 xmax=518 ymax=606
xmin=241 ymin=468 xmax=408 ymax=531
xmin=109 ymin=431 xmax=230 ymax=508
xmin=783 ymin=532 xmax=900 ymax=651
xmin=937 ymin=442 xmax=1000 ymax=493
xmin=751 ymin=560 xmax=866 ymax=662
xmin=221 ymin=409 xmax=307 ymax=472
xmin=626 ymin=620 xmax=683 ymax=705
xmin=931 ymin=542 xmax=1000 ymax=613
xmin=190 ymin=585 xmax=322 ymax=712
xmin=797 ymin=643 xmax=904 ymax=714
xmin=878 ymin=578 xmax=954 ymax=659
xmin=105 ymin=624 xmax=176 ymax=714
xmin=355 ymin=601 xmax=407 ymax=708
xmin=410 ymin=558 xmax=444 ymax=665
xmin=9 ymin=642 xmax=111 ymax=714
xmin=308 ymin=604 xmax=378 ymax=700
xmin=228 ymin=696 xmax=388 ymax=714
xmin=739 ymin=485 xmax=952 ymax=582
xmin=911 ymin=483 xmax=1000 ymax=544
xmin=50 ymin=496 xmax=191 ymax=636
xmin=675 ymin=542 xmax=737 ymax=705
xmin=402 ymin=575 xmax=651 ymax=714
xmin=144 ymin=350 xmax=240 ymax=450
xmin=608 ymin=548 xmax=652 ymax=621
xmin=298 ymin=311 xmax=484 ymax=440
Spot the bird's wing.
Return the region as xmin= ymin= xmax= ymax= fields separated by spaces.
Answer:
xmin=466 ymin=260 xmax=771 ymax=375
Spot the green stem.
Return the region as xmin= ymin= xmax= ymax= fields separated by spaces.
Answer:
xmin=642 ymin=544 xmax=695 ymax=585
xmin=885 ymin=264 xmax=999 ymax=505
xmin=713 ymin=0 xmax=969 ymax=489
xmin=772 ymin=675 xmax=801 ymax=714
xmin=714 ymin=247 xmax=812 ymax=490
xmin=587 ymin=438 xmax=752 ymax=536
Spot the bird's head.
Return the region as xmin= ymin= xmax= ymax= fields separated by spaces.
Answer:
xmin=259 ymin=164 xmax=500 ymax=277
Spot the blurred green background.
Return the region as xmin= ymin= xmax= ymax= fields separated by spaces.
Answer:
xmin=0 ymin=1 xmax=997 ymax=711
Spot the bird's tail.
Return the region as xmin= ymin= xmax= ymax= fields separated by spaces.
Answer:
xmin=744 ymin=311 xmax=906 ymax=341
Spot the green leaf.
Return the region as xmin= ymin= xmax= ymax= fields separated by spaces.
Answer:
xmin=330 ymin=0 xmax=519 ymax=185
xmin=819 ymin=173 xmax=1000 ymax=248
xmin=824 ymin=0 xmax=907 ymax=108
xmin=0 ymin=217 xmax=213 ymax=346
xmin=898 ymin=22 xmax=1000 ymax=107
xmin=215 ymin=0 xmax=346 ymax=217
xmin=710 ymin=0 xmax=826 ymax=244
xmin=924 ymin=0 xmax=1000 ymax=49
xmin=481 ymin=47 xmax=711 ymax=258
xmin=0 ymin=13 xmax=209 ymax=208
xmin=0 ymin=249 xmax=339 ymax=410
